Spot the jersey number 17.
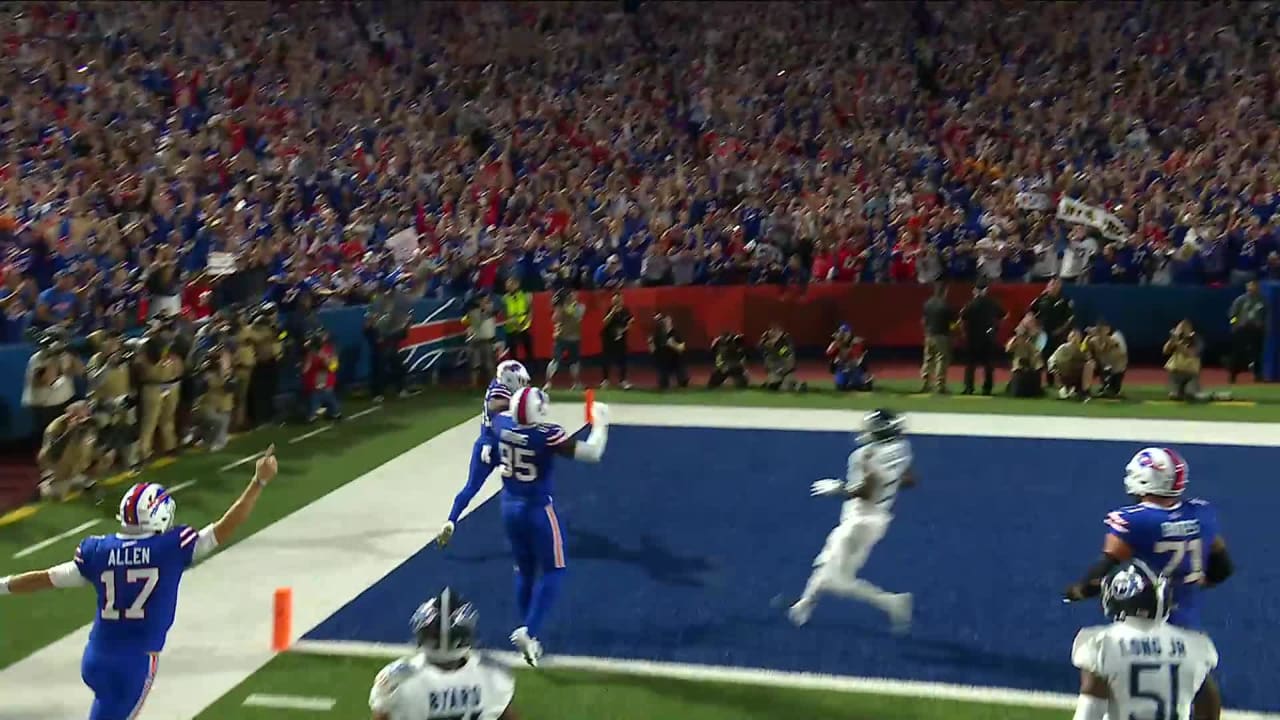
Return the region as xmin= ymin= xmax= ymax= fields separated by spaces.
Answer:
xmin=100 ymin=568 xmax=161 ymax=620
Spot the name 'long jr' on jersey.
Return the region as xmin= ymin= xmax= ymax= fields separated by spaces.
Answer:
xmin=1072 ymin=620 xmax=1218 ymax=720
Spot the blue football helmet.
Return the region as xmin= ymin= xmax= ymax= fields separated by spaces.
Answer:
xmin=1102 ymin=559 xmax=1172 ymax=622
xmin=857 ymin=408 xmax=905 ymax=445
xmin=410 ymin=587 xmax=478 ymax=661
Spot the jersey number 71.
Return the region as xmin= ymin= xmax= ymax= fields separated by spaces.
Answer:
xmin=1153 ymin=539 xmax=1205 ymax=585
xmin=500 ymin=443 xmax=538 ymax=482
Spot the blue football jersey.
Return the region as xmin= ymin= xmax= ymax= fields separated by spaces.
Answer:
xmin=74 ymin=526 xmax=201 ymax=654
xmin=491 ymin=414 xmax=570 ymax=505
xmin=1105 ymin=498 xmax=1220 ymax=628
xmin=480 ymin=380 xmax=513 ymax=436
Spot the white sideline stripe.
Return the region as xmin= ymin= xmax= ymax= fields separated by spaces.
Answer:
xmin=168 ymin=479 xmax=199 ymax=493
xmin=289 ymin=640 xmax=1280 ymax=720
xmin=609 ymin=405 xmax=1280 ymax=447
xmin=221 ymin=450 xmax=266 ymax=472
xmin=288 ymin=426 xmax=332 ymax=445
xmin=13 ymin=519 xmax=101 ymax=559
xmin=349 ymin=406 xmax=380 ymax=421
xmin=243 ymin=693 xmax=336 ymax=711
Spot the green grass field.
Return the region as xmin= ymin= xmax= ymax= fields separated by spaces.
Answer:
xmin=3 ymin=378 xmax=1279 ymax=718
xmin=198 ymin=652 xmax=1065 ymax=720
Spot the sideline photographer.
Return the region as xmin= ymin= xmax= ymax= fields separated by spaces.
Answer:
xmin=86 ymin=330 xmax=139 ymax=470
xmin=761 ymin=322 xmax=806 ymax=392
xmin=136 ymin=318 xmax=185 ymax=461
xmin=22 ymin=330 xmax=81 ymax=445
xmin=709 ymin=331 xmax=749 ymax=389
xmin=1005 ymin=316 xmax=1045 ymax=397
xmin=248 ymin=302 xmax=286 ymax=426
xmin=1164 ymin=319 xmax=1206 ymax=401
xmin=192 ymin=339 xmax=235 ymax=452
xmin=600 ymin=292 xmax=633 ymax=390
xmin=302 ymin=331 xmax=342 ymax=422
xmin=1047 ymin=329 xmax=1088 ymax=400
xmin=1084 ymin=320 xmax=1128 ymax=398
xmin=37 ymin=400 xmax=107 ymax=501
xmin=827 ymin=324 xmax=872 ymax=391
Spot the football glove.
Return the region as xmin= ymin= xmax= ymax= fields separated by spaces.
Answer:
xmin=437 ymin=521 xmax=455 ymax=548
xmin=810 ymin=479 xmax=844 ymax=497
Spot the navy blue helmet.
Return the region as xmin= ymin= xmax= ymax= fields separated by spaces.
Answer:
xmin=1102 ymin=559 xmax=1172 ymax=622
xmin=858 ymin=409 xmax=905 ymax=445
xmin=410 ymin=587 xmax=478 ymax=661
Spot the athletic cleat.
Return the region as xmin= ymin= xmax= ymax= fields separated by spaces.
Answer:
xmin=788 ymin=598 xmax=814 ymax=626
xmin=510 ymin=626 xmax=543 ymax=667
xmin=888 ymin=593 xmax=912 ymax=635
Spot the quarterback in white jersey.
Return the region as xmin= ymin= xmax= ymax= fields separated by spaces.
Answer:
xmin=370 ymin=588 xmax=519 ymax=720
xmin=1071 ymin=560 xmax=1221 ymax=720
xmin=789 ymin=409 xmax=914 ymax=633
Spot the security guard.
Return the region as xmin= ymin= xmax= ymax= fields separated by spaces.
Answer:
xmin=1029 ymin=277 xmax=1075 ymax=366
xmin=249 ymin=303 xmax=285 ymax=425
xmin=502 ymin=277 xmax=534 ymax=365
xmin=959 ymin=280 xmax=1007 ymax=395
xmin=137 ymin=323 xmax=185 ymax=461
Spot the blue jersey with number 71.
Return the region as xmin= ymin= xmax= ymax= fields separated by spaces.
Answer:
xmin=74 ymin=526 xmax=201 ymax=654
xmin=492 ymin=413 xmax=570 ymax=506
xmin=1105 ymin=498 xmax=1220 ymax=629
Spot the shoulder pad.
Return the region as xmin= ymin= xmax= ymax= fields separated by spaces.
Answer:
xmin=1071 ymin=625 xmax=1109 ymax=674
xmin=374 ymin=658 xmax=416 ymax=695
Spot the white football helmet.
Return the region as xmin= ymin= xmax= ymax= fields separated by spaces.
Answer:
xmin=1124 ymin=447 xmax=1188 ymax=497
xmin=117 ymin=482 xmax=176 ymax=533
xmin=496 ymin=360 xmax=531 ymax=392
xmin=510 ymin=386 xmax=550 ymax=426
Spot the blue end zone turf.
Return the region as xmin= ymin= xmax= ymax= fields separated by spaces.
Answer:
xmin=307 ymin=426 xmax=1280 ymax=712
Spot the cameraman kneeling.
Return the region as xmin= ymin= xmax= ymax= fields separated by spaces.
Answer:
xmin=87 ymin=331 xmax=139 ymax=470
xmin=1048 ymin=329 xmax=1088 ymax=400
xmin=827 ymin=324 xmax=872 ymax=391
xmin=303 ymin=332 xmax=342 ymax=422
xmin=761 ymin=323 xmax=806 ymax=392
xmin=38 ymin=401 xmax=108 ymax=501
xmin=1164 ymin=319 xmax=1205 ymax=401
xmin=1085 ymin=320 xmax=1128 ymax=398
xmin=709 ymin=332 xmax=749 ymax=389
xmin=1005 ymin=320 xmax=1044 ymax=397
xmin=192 ymin=348 xmax=234 ymax=452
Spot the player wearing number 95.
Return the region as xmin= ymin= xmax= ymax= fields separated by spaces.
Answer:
xmin=0 ymin=446 xmax=278 ymax=720
xmin=1070 ymin=559 xmax=1220 ymax=720
xmin=1063 ymin=447 xmax=1234 ymax=631
xmin=441 ymin=386 xmax=609 ymax=668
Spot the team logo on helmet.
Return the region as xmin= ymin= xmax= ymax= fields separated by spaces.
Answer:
xmin=1108 ymin=567 xmax=1146 ymax=601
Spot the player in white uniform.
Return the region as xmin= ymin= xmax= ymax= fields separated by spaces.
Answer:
xmin=370 ymin=587 xmax=520 ymax=720
xmin=789 ymin=409 xmax=914 ymax=633
xmin=1071 ymin=559 xmax=1221 ymax=720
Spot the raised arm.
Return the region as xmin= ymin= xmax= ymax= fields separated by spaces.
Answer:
xmin=553 ymin=403 xmax=610 ymax=463
xmin=209 ymin=445 xmax=279 ymax=548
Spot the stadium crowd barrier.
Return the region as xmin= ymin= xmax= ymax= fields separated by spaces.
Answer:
xmin=0 ymin=283 xmax=1266 ymax=442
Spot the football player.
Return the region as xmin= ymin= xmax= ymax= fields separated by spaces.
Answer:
xmin=0 ymin=446 xmax=278 ymax=720
xmin=1070 ymin=559 xmax=1220 ymax=720
xmin=439 ymin=360 xmax=531 ymax=547
xmin=789 ymin=409 xmax=914 ymax=633
xmin=448 ymin=386 xmax=609 ymax=667
xmin=370 ymin=587 xmax=520 ymax=720
xmin=1064 ymin=447 xmax=1234 ymax=631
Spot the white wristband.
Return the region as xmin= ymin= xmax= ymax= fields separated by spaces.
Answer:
xmin=0 ymin=576 xmax=11 ymax=595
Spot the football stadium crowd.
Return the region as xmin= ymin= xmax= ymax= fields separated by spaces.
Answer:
xmin=3 ymin=1 xmax=1280 ymax=346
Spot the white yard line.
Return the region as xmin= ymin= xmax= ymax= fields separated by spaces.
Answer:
xmin=12 ymin=519 xmax=101 ymax=560
xmin=0 ymin=404 xmax=1265 ymax=719
xmin=220 ymin=450 xmax=267 ymax=472
xmin=243 ymin=693 xmax=336 ymax=711
xmin=294 ymin=639 xmax=1280 ymax=719
xmin=168 ymin=479 xmax=199 ymax=494
xmin=288 ymin=426 xmax=332 ymax=445
xmin=348 ymin=406 xmax=380 ymax=421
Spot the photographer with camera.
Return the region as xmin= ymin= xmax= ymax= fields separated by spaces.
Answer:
xmin=1164 ymin=319 xmax=1206 ymax=401
xmin=22 ymin=329 xmax=81 ymax=447
xmin=463 ymin=294 xmax=499 ymax=388
xmin=649 ymin=313 xmax=689 ymax=390
xmin=364 ymin=282 xmax=410 ymax=402
xmin=192 ymin=339 xmax=235 ymax=452
xmin=37 ymin=400 xmax=108 ymax=501
xmin=302 ymin=331 xmax=342 ymax=422
xmin=86 ymin=330 xmax=140 ymax=470
xmin=827 ymin=324 xmax=873 ymax=391
xmin=600 ymin=292 xmax=633 ymax=390
xmin=761 ymin=322 xmax=806 ymax=392
xmin=1005 ymin=316 xmax=1045 ymax=397
xmin=1047 ymin=328 xmax=1088 ymax=400
xmin=248 ymin=302 xmax=285 ymax=426
xmin=1084 ymin=319 xmax=1128 ymax=398
xmin=545 ymin=289 xmax=584 ymax=391
xmin=136 ymin=317 xmax=185 ymax=461
xmin=709 ymin=331 xmax=749 ymax=389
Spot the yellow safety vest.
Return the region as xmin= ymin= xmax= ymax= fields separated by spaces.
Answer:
xmin=503 ymin=292 xmax=531 ymax=333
